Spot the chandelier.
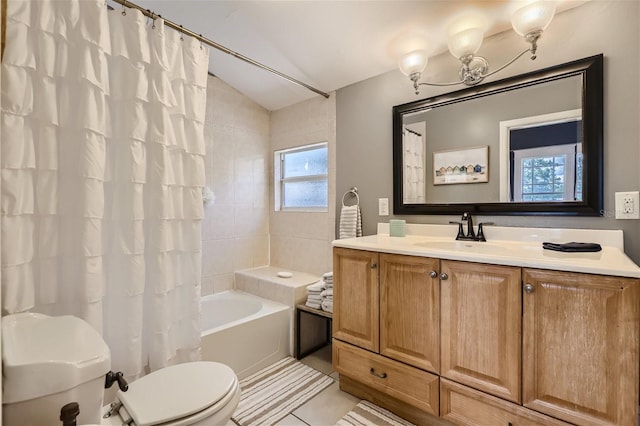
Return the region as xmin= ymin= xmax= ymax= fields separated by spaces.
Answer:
xmin=399 ymin=1 xmax=556 ymax=94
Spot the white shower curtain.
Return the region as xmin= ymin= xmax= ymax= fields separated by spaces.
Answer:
xmin=403 ymin=130 xmax=425 ymax=204
xmin=1 ymin=0 xmax=209 ymax=378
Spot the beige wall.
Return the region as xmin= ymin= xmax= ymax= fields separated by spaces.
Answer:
xmin=269 ymin=94 xmax=337 ymax=276
xmin=201 ymin=76 xmax=271 ymax=295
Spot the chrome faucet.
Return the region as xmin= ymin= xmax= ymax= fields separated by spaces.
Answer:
xmin=450 ymin=212 xmax=493 ymax=242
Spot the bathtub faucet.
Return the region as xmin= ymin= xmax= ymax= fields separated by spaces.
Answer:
xmin=449 ymin=212 xmax=493 ymax=242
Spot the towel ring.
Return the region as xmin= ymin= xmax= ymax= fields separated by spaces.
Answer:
xmin=342 ymin=187 xmax=359 ymax=207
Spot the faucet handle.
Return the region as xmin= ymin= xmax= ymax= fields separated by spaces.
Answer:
xmin=449 ymin=221 xmax=465 ymax=240
xmin=477 ymin=222 xmax=494 ymax=242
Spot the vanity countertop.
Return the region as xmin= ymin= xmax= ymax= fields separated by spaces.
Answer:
xmin=332 ymin=224 xmax=640 ymax=278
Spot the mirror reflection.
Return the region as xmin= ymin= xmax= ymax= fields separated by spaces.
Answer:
xmin=401 ymin=76 xmax=581 ymax=205
xmin=393 ymin=55 xmax=603 ymax=216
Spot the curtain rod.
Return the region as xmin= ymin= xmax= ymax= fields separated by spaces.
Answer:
xmin=404 ymin=127 xmax=422 ymax=137
xmin=110 ymin=0 xmax=330 ymax=99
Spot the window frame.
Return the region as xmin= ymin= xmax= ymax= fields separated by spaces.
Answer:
xmin=274 ymin=142 xmax=328 ymax=212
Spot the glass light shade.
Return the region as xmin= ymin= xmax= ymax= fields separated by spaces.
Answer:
xmin=511 ymin=1 xmax=556 ymax=36
xmin=399 ymin=50 xmax=429 ymax=76
xmin=448 ymin=28 xmax=484 ymax=59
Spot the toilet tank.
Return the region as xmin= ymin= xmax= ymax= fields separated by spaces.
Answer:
xmin=2 ymin=313 xmax=111 ymax=426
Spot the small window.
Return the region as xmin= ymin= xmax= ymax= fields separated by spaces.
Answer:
xmin=274 ymin=143 xmax=328 ymax=211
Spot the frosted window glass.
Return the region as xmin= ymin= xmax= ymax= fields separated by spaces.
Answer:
xmin=283 ymin=180 xmax=328 ymax=208
xmin=275 ymin=143 xmax=328 ymax=210
xmin=283 ymin=147 xmax=328 ymax=178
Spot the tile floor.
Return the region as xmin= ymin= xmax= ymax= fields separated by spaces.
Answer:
xmin=273 ymin=344 xmax=361 ymax=425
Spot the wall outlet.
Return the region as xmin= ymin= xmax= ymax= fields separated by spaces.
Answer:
xmin=615 ymin=191 xmax=640 ymax=219
xmin=378 ymin=198 xmax=389 ymax=216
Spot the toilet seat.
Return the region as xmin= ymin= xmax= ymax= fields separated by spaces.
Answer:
xmin=115 ymin=361 xmax=239 ymax=426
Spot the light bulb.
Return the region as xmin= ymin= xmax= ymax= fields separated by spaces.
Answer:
xmin=448 ymin=27 xmax=484 ymax=59
xmin=399 ymin=50 xmax=429 ymax=76
xmin=511 ymin=1 xmax=556 ymax=37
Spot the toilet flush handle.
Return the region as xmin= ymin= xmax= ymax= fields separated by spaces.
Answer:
xmin=60 ymin=402 xmax=80 ymax=426
xmin=105 ymin=371 xmax=129 ymax=392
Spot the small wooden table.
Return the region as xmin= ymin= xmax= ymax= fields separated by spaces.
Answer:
xmin=295 ymin=304 xmax=332 ymax=359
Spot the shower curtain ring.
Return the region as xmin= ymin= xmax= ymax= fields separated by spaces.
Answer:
xmin=199 ymin=35 xmax=203 ymax=50
xmin=121 ymin=0 xmax=127 ymax=16
xmin=180 ymin=25 xmax=184 ymax=41
xmin=151 ymin=12 xmax=156 ymax=29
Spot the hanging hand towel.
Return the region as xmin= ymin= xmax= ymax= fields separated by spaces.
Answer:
xmin=339 ymin=204 xmax=363 ymax=239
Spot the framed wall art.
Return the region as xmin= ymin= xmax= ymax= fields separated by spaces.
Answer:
xmin=433 ymin=146 xmax=488 ymax=185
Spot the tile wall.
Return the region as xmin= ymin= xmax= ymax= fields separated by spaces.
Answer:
xmin=202 ymin=75 xmax=337 ymax=295
xmin=269 ymin=94 xmax=337 ymax=276
xmin=201 ymin=76 xmax=271 ymax=296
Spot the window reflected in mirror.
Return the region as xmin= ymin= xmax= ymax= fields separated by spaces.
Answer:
xmin=500 ymin=109 xmax=582 ymax=203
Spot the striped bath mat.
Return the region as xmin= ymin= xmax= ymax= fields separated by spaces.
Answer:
xmin=231 ymin=357 xmax=334 ymax=426
xmin=337 ymin=400 xmax=416 ymax=426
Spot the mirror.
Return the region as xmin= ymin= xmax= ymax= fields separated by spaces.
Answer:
xmin=393 ymin=54 xmax=603 ymax=216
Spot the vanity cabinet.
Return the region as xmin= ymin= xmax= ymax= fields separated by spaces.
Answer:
xmin=333 ymin=247 xmax=441 ymax=417
xmin=380 ymin=253 xmax=440 ymax=373
xmin=332 ymin=246 xmax=640 ymax=426
xmin=332 ymin=248 xmax=379 ymax=352
xmin=440 ymin=260 xmax=521 ymax=403
xmin=522 ymin=269 xmax=640 ymax=426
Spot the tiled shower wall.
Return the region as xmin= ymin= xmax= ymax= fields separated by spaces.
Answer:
xmin=202 ymin=75 xmax=336 ymax=295
xmin=201 ymin=76 xmax=271 ymax=296
xmin=269 ymin=94 xmax=337 ymax=277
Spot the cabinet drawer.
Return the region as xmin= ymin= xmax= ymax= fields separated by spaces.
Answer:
xmin=441 ymin=379 xmax=571 ymax=426
xmin=333 ymin=339 xmax=439 ymax=415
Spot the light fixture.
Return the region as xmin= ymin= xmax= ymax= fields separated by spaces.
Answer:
xmin=399 ymin=1 xmax=556 ymax=94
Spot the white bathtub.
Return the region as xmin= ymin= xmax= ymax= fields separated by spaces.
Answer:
xmin=200 ymin=290 xmax=290 ymax=379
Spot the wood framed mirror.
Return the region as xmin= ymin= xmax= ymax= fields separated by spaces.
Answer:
xmin=392 ymin=54 xmax=603 ymax=216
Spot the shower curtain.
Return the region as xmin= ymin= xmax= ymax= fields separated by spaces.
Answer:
xmin=1 ymin=0 xmax=209 ymax=378
xmin=403 ymin=130 xmax=425 ymax=204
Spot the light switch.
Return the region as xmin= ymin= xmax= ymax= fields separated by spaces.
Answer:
xmin=378 ymin=198 xmax=389 ymax=216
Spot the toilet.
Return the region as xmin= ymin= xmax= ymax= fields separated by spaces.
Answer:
xmin=2 ymin=313 xmax=240 ymax=426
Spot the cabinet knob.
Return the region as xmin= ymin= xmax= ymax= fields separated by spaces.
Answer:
xmin=369 ymin=368 xmax=387 ymax=379
xmin=524 ymin=283 xmax=535 ymax=293
xmin=429 ymin=271 xmax=438 ymax=278
xmin=370 ymin=262 xmax=377 ymax=269
xmin=440 ymin=273 xmax=448 ymax=280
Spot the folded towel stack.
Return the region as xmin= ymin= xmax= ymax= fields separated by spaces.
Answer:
xmin=305 ymin=281 xmax=325 ymax=310
xmin=322 ymin=272 xmax=333 ymax=289
xmin=320 ymin=272 xmax=333 ymax=313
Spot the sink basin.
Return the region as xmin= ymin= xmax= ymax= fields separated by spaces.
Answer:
xmin=414 ymin=240 xmax=513 ymax=255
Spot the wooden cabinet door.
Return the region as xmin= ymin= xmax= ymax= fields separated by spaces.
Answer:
xmin=522 ymin=269 xmax=640 ymax=426
xmin=380 ymin=253 xmax=440 ymax=373
xmin=440 ymin=260 xmax=522 ymax=403
xmin=332 ymin=247 xmax=379 ymax=352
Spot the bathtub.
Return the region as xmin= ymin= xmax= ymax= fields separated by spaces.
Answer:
xmin=200 ymin=290 xmax=290 ymax=379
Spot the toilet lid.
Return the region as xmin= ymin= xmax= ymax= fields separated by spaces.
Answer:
xmin=117 ymin=361 xmax=237 ymax=426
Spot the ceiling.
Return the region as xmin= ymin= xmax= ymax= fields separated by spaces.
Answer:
xmin=130 ymin=1 xmax=586 ymax=111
